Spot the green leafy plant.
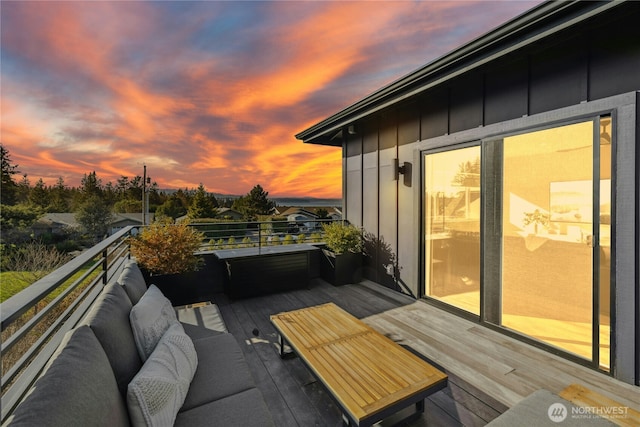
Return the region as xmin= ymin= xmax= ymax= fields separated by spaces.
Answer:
xmin=322 ymin=222 xmax=363 ymax=255
xmin=523 ymin=209 xmax=549 ymax=234
xmin=242 ymin=236 xmax=254 ymax=248
xmin=283 ymin=235 xmax=294 ymax=245
xmin=129 ymin=220 xmax=204 ymax=275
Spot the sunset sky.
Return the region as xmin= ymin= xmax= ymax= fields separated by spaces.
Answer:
xmin=1 ymin=1 xmax=540 ymax=198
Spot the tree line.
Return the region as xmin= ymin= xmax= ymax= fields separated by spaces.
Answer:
xmin=1 ymin=144 xmax=277 ymax=267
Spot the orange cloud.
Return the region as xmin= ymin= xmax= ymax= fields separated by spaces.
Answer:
xmin=1 ymin=1 xmax=540 ymax=198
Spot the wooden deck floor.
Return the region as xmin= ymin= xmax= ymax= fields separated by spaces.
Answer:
xmin=214 ymin=279 xmax=639 ymax=426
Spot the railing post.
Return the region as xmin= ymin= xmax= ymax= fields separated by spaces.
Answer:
xmin=102 ymin=248 xmax=108 ymax=286
xmin=258 ymin=223 xmax=262 ymax=255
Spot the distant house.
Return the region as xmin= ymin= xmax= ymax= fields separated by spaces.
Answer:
xmin=298 ymin=2 xmax=640 ymax=386
xmin=280 ymin=207 xmax=317 ymax=220
xmin=32 ymin=213 xmax=78 ymax=237
xmin=269 ymin=206 xmax=284 ymax=216
xmin=215 ymin=208 xmax=244 ymax=220
xmin=175 ymin=209 xmax=245 ymax=223
xmin=109 ymin=213 xmax=154 ymax=235
xmin=279 ymin=206 xmax=342 ymax=221
xmin=326 ymin=207 xmax=342 ymax=221
xmin=279 ymin=206 xmax=343 ymax=230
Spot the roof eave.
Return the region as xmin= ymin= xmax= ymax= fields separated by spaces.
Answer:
xmin=296 ymin=0 xmax=621 ymax=145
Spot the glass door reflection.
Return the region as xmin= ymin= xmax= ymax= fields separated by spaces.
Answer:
xmin=424 ymin=146 xmax=481 ymax=315
xmin=500 ymin=120 xmax=610 ymax=369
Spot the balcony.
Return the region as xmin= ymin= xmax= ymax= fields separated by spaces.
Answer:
xmin=2 ymin=224 xmax=639 ymax=425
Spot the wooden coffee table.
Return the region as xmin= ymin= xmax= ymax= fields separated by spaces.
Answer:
xmin=271 ymin=303 xmax=448 ymax=427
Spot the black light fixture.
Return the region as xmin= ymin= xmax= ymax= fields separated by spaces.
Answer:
xmin=393 ymin=158 xmax=407 ymax=180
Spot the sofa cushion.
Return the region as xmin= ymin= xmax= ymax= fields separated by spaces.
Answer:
xmin=6 ymin=326 xmax=130 ymax=427
xmin=176 ymin=303 xmax=228 ymax=341
xmin=118 ymin=260 xmax=148 ymax=305
xmin=83 ymin=283 xmax=142 ymax=397
xmin=127 ymin=322 xmax=197 ymax=427
xmin=130 ymin=285 xmax=178 ymax=361
xmin=175 ymin=388 xmax=274 ymax=427
xmin=180 ymin=333 xmax=255 ymax=411
xmin=181 ymin=322 xmax=221 ymax=341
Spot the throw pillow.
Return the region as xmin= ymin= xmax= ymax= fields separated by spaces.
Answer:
xmin=118 ymin=261 xmax=148 ymax=304
xmin=130 ymin=285 xmax=178 ymax=361
xmin=127 ymin=322 xmax=198 ymax=427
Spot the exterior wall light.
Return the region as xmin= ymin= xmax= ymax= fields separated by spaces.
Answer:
xmin=393 ymin=158 xmax=407 ymax=180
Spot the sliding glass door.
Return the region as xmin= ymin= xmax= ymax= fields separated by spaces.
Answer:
xmin=500 ymin=120 xmax=610 ymax=368
xmin=422 ymin=116 xmax=612 ymax=370
xmin=424 ymin=146 xmax=481 ymax=315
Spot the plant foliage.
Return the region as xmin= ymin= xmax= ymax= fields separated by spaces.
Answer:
xmin=322 ymin=222 xmax=363 ymax=255
xmin=523 ymin=209 xmax=549 ymax=228
xmin=129 ymin=220 xmax=204 ymax=275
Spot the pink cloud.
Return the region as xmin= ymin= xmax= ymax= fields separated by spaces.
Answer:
xmin=1 ymin=1 xmax=539 ymax=199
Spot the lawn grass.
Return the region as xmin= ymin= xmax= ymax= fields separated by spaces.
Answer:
xmin=0 ymin=271 xmax=31 ymax=303
xmin=1 ymin=263 xmax=102 ymax=376
xmin=0 ymin=264 xmax=100 ymax=303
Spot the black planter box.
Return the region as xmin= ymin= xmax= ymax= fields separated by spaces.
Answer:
xmin=214 ymin=245 xmax=320 ymax=299
xmin=141 ymin=269 xmax=214 ymax=307
xmin=320 ymin=249 xmax=362 ymax=286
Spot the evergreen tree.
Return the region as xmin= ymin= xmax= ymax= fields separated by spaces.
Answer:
xmin=75 ymin=195 xmax=113 ymax=240
xmin=116 ymin=176 xmax=129 ymax=198
xmin=113 ymin=198 xmax=142 ymax=213
xmin=233 ymin=184 xmax=275 ymax=220
xmin=148 ymin=182 xmax=162 ymax=207
xmin=155 ymin=195 xmax=187 ymax=220
xmin=79 ymin=171 xmax=103 ymax=200
xmin=16 ymin=174 xmax=30 ymax=204
xmin=1 ymin=144 xmax=19 ymax=205
xmin=452 ymin=156 xmax=481 ymax=187
xmin=249 ymin=184 xmax=274 ymax=213
xmin=103 ymin=182 xmax=117 ymax=206
xmin=316 ymin=208 xmax=329 ymax=219
xmin=50 ymin=177 xmax=70 ymax=212
xmin=127 ymin=176 xmax=143 ymax=201
xmin=187 ymin=184 xmax=218 ymax=219
xmin=173 ymin=189 xmax=190 ymax=210
xmin=29 ymin=178 xmax=49 ymax=209
xmin=232 ymin=195 xmax=252 ymax=220
xmin=0 ymin=204 xmax=42 ymax=230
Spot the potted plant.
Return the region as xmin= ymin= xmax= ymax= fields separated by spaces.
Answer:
xmin=523 ymin=209 xmax=549 ymax=235
xmin=129 ymin=219 xmax=207 ymax=306
xmin=320 ymin=222 xmax=363 ymax=286
xmin=522 ymin=209 xmax=549 ymax=251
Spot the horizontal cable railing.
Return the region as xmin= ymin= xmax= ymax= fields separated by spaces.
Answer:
xmin=188 ymin=218 xmax=334 ymax=251
xmin=0 ymin=218 xmax=338 ymax=421
xmin=1 ymin=226 xmax=134 ymax=422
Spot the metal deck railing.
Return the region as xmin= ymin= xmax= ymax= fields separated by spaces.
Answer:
xmin=0 ymin=218 xmax=337 ymax=421
xmin=1 ymin=226 xmax=134 ymax=421
xmin=189 ymin=218 xmax=332 ymax=251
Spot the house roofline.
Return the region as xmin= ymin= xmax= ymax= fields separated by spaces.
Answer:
xmin=295 ymin=0 xmax=623 ymax=145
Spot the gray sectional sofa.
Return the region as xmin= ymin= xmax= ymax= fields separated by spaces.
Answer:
xmin=5 ymin=260 xmax=274 ymax=427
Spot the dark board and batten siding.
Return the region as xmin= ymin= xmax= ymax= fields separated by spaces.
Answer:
xmin=337 ymin=2 xmax=640 ymax=386
xmin=343 ymin=3 xmax=640 ymax=293
xmin=343 ymin=2 xmax=640 ymax=155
